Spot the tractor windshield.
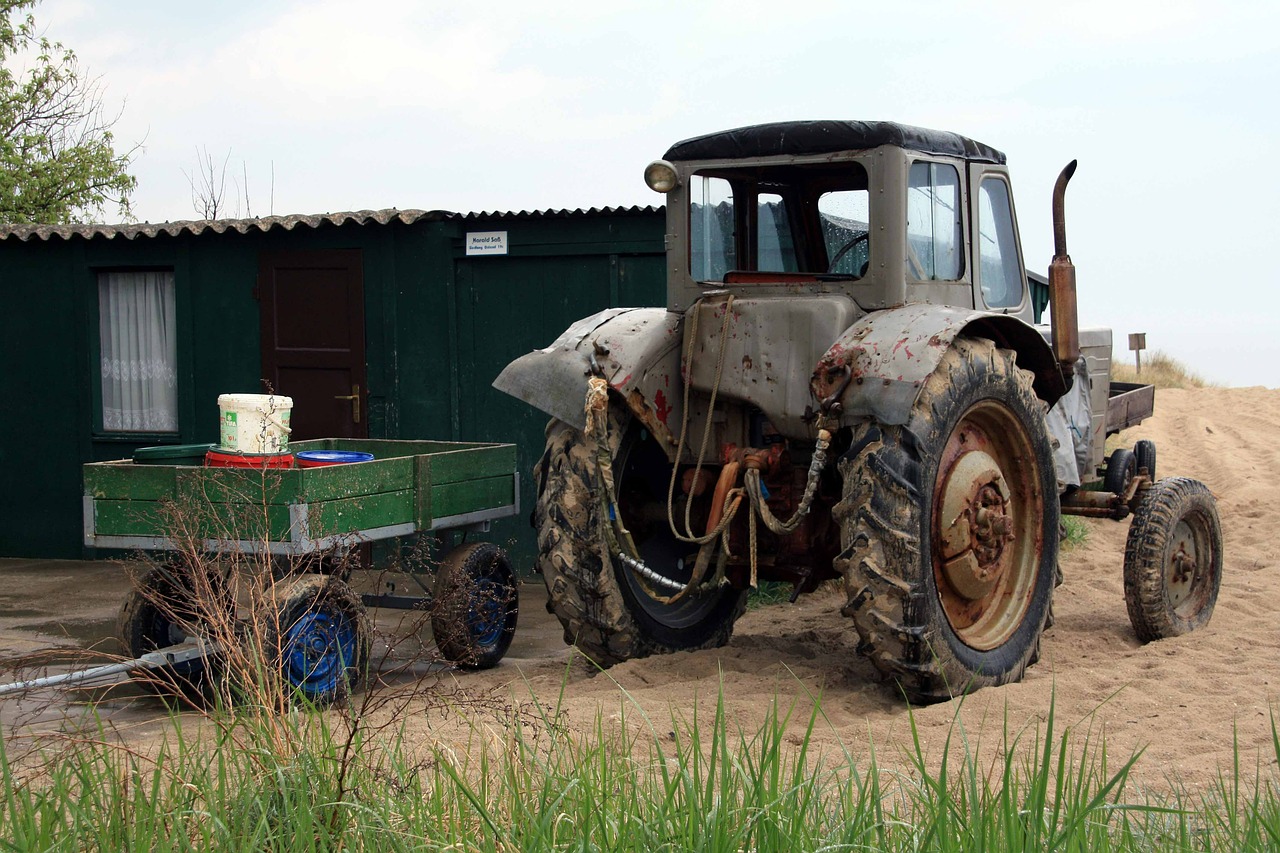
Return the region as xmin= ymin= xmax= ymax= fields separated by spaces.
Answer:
xmin=689 ymin=162 xmax=870 ymax=282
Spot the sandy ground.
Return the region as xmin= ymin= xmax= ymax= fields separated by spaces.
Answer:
xmin=2 ymin=386 xmax=1276 ymax=790
xmin=403 ymin=386 xmax=1280 ymax=791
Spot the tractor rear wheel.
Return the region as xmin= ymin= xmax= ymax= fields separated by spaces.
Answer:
xmin=836 ymin=337 xmax=1059 ymax=703
xmin=534 ymin=407 xmax=748 ymax=666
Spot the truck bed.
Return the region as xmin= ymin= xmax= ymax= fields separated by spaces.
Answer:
xmin=1106 ymin=382 xmax=1155 ymax=434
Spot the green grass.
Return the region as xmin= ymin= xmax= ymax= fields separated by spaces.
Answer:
xmin=1062 ymin=516 xmax=1090 ymax=550
xmin=3 ymin=681 xmax=1280 ymax=851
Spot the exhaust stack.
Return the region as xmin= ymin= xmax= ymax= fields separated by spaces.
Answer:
xmin=1049 ymin=160 xmax=1080 ymax=374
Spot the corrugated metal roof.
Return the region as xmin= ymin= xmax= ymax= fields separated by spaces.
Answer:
xmin=0 ymin=204 xmax=663 ymax=242
xmin=0 ymin=208 xmax=451 ymax=243
xmin=462 ymin=205 xmax=661 ymax=221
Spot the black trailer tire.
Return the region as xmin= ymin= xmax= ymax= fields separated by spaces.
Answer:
xmin=266 ymin=575 xmax=371 ymax=706
xmin=836 ymin=337 xmax=1059 ymax=703
xmin=1105 ymin=448 xmax=1138 ymax=495
xmin=534 ymin=410 xmax=748 ymax=667
xmin=118 ymin=564 xmax=229 ymax=704
xmin=1134 ymin=440 xmax=1157 ymax=480
xmin=431 ymin=542 xmax=519 ymax=669
xmin=1123 ymin=477 xmax=1222 ymax=642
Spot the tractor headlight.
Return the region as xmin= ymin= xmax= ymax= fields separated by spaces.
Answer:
xmin=644 ymin=160 xmax=679 ymax=193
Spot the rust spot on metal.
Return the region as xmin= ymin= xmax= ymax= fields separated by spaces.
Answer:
xmin=742 ymin=354 xmax=753 ymax=370
xmin=653 ymin=389 xmax=672 ymax=425
xmin=626 ymin=388 xmax=677 ymax=452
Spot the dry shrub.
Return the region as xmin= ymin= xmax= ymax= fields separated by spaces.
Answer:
xmin=1112 ymin=350 xmax=1217 ymax=390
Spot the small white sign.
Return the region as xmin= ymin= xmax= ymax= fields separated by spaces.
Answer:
xmin=466 ymin=231 xmax=508 ymax=256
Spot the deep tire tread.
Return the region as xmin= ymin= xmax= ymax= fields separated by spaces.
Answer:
xmin=534 ymin=412 xmax=747 ymax=666
xmin=836 ymin=337 xmax=1058 ymax=703
xmin=1123 ymin=477 xmax=1222 ymax=642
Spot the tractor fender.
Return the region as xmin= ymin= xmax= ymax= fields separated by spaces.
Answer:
xmin=492 ymin=307 xmax=685 ymax=447
xmin=810 ymin=303 xmax=1068 ymax=427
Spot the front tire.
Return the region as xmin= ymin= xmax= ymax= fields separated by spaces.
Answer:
xmin=836 ymin=337 xmax=1059 ymax=703
xmin=534 ymin=407 xmax=748 ymax=666
xmin=1123 ymin=477 xmax=1222 ymax=641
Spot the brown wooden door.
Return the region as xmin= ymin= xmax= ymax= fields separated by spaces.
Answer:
xmin=258 ymin=250 xmax=367 ymax=440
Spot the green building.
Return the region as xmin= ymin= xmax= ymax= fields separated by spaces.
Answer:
xmin=0 ymin=206 xmax=665 ymax=563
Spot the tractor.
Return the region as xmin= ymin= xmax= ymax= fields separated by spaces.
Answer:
xmin=495 ymin=120 xmax=1222 ymax=702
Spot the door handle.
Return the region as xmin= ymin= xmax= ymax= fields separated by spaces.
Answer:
xmin=334 ymin=384 xmax=361 ymax=423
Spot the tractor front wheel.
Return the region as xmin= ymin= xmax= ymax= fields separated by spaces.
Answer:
xmin=1123 ymin=477 xmax=1222 ymax=641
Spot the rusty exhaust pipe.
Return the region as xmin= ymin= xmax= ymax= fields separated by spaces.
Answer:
xmin=1049 ymin=160 xmax=1080 ymax=374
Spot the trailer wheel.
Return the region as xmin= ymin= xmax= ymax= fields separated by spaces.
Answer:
xmin=837 ymin=337 xmax=1058 ymax=703
xmin=118 ymin=563 xmax=229 ymax=704
xmin=267 ymin=575 xmax=370 ymax=706
xmin=1124 ymin=477 xmax=1222 ymax=641
xmin=1134 ymin=440 xmax=1157 ymax=479
xmin=534 ymin=409 xmax=748 ymax=667
xmin=1105 ymin=448 xmax=1137 ymax=495
xmin=431 ymin=543 xmax=519 ymax=669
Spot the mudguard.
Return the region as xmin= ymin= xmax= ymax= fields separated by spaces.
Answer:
xmin=492 ymin=307 xmax=685 ymax=447
xmin=810 ymin=303 xmax=1068 ymax=427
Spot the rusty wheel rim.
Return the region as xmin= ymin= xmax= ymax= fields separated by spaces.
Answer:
xmin=1167 ymin=513 xmax=1212 ymax=617
xmin=932 ymin=399 xmax=1043 ymax=650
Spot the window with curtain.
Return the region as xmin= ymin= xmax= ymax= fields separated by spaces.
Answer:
xmin=98 ymin=270 xmax=178 ymax=433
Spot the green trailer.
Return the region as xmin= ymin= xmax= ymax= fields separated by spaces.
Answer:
xmin=80 ymin=439 xmax=522 ymax=705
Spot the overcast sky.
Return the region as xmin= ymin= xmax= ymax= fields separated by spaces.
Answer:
xmin=30 ymin=0 xmax=1280 ymax=387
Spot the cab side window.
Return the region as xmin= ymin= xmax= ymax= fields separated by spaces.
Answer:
xmin=976 ymin=177 xmax=1023 ymax=308
xmin=907 ymin=162 xmax=962 ymax=280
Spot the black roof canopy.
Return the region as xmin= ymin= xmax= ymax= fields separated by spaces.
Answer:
xmin=663 ymin=120 xmax=1006 ymax=165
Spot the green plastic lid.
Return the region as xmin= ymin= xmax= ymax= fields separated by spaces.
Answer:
xmin=132 ymin=443 xmax=216 ymax=464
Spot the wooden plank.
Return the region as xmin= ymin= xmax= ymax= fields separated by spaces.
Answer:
xmin=296 ymin=457 xmax=414 ymax=502
xmin=83 ymin=463 xmax=177 ymax=501
xmin=305 ymin=490 xmax=415 ymax=538
xmin=419 ymin=444 xmax=517 ymax=486
xmin=92 ymin=499 xmax=293 ymax=541
xmin=427 ymin=475 xmax=515 ymax=521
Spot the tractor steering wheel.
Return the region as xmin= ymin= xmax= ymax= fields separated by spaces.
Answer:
xmin=827 ymin=232 xmax=870 ymax=274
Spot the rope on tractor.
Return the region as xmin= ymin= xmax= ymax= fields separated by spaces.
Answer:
xmin=585 ymin=293 xmax=834 ymax=602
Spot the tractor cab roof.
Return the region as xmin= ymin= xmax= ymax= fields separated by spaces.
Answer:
xmin=663 ymin=120 xmax=1006 ymax=165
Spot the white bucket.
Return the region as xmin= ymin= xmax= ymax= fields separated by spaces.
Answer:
xmin=217 ymin=393 xmax=294 ymax=453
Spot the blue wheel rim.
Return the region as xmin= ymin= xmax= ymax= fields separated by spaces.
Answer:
xmin=282 ymin=610 xmax=356 ymax=698
xmin=468 ymin=578 xmax=508 ymax=648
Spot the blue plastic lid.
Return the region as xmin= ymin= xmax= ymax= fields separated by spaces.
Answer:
xmin=295 ymin=450 xmax=375 ymax=465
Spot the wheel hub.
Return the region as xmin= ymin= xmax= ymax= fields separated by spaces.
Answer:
xmin=939 ymin=450 xmax=1015 ymax=601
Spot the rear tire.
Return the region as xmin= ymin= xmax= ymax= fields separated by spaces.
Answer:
xmin=1124 ymin=477 xmax=1222 ymax=641
xmin=118 ymin=563 xmax=228 ymax=704
xmin=266 ymin=575 xmax=371 ymax=706
xmin=837 ymin=337 xmax=1058 ymax=703
xmin=431 ymin=543 xmax=519 ymax=669
xmin=534 ymin=408 xmax=748 ymax=666
xmin=1105 ymin=448 xmax=1137 ymax=495
xmin=1134 ymin=440 xmax=1157 ymax=479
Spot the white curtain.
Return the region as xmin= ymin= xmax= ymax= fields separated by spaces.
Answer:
xmin=99 ymin=271 xmax=178 ymax=432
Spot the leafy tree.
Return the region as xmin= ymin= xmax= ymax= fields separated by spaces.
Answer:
xmin=0 ymin=0 xmax=136 ymax=223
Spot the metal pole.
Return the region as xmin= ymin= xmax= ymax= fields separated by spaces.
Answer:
xmin=0 ymin=639 xmax=215 ymax=698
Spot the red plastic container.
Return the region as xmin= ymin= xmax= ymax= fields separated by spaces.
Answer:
xmin=205 ymin=448 xmax=294 ymax=469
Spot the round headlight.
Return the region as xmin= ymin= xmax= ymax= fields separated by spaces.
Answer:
xmin=644 ymin=159 xmax=679 ymax=193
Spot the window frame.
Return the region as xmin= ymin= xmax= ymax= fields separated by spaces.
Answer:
xmin=906 ymin=159 xmax=966 ymax=283
xmin=968 ymin=167 xmax=1028 ymax=312
xmin=90 ymin=265 xmax=184 ymax=442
